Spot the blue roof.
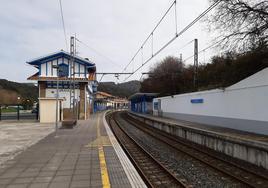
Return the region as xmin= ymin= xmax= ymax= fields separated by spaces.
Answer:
xmin=27 ymin=51 xmax=95 ymax=68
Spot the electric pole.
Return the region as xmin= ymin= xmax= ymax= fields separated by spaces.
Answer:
xmin=194 ymin=39 xmax=198 ymax=90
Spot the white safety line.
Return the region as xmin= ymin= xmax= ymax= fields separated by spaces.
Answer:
xmin=102 ymin=111 xmax=147 ymax=188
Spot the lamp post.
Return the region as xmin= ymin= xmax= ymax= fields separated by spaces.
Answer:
xmin=52 ymin=65 xmax=60 ymax=136
xmin=17 ymin=96 xmax=21 ymax=120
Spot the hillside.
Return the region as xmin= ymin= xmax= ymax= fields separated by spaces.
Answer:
xmin=98 ymin=80 xmax=141 ymax=98
xmin=0 ymin=79 xmax=141 ymax=104
xmin=0 ymin=79 xmax=38 ymax=104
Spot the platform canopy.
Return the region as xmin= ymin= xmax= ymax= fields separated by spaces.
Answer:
xmin=128 ymin=93 xmax=158 ymax=102
xmin=129 ymin=93 xmax=158 ymax=114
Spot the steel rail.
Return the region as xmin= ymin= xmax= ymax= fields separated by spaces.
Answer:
xmin=125 ymin=113 xmax=268 ymax=180
xmin=107 ymin=115 xmax=154 ymax=188
xmin=107 ymin=113 xmax=189 ymax=188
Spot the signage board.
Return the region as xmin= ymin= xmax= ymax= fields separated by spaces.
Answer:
xmin=191 ymin=98 xmax=204 ymax=104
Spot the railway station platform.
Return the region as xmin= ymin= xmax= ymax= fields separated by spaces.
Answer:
xmin=128 ymin=111 xmax=268 ymax=170
xmin=0 ymin=112 xmax=146 ymax=188
xmin=130 ymin=111 xmax=268 ymax=143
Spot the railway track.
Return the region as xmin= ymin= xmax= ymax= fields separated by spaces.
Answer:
xmin=120 ymin=111 xmax=268 ymax=188
xmin=107 ymin=112 xmax=190 ymax=188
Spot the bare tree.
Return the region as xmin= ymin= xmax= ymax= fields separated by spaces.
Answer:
xmin=140 ymin=56 xmax=188 ymax=96
xmin=207 ymin=0 xmax=268 ymax=51
xmin=0 ymin=89 xmax=18 ymax=104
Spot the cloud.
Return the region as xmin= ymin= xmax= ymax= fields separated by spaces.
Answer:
xmin=0 ymin=0 xmax=217 ymax=82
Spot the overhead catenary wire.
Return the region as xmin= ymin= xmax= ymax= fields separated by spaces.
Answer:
xmin=123 ymin=0 xmax=221 ymax=81
xmin=182 ymin=23 xmax=253 ymax=63
xmin=182 ymin=37 xmax=227 ymax=63
xmin=178 ymin=39 xmax=195 ymax=52
xmin=139 ymin=74 xmax=144 ymax=81
xmin=58 ymin=0 xmax=68 ymax=51
xmin=121 ymin=0 xmax=178 ymax=73
xmin=124 ymin=35 xmax=177 ymax=81
xmin=99 ymin=74 xmax=105 ymax=82
xmin=76 ymin=38 xmax=123 ymax=69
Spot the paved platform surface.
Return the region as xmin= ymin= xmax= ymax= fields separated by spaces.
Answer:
xmin=0 ymin=112 xmax=145 ymax=188
xmin=130 ymin=111 xmax=268 ymax=143
xmin=0 ymin=122 xmax=54 ymax=167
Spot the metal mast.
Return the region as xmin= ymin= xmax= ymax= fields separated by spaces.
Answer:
xmin=194 ymin=39 xmax=198 ymax=90
xmin=70 ymin=36 xmax=75 ymax=113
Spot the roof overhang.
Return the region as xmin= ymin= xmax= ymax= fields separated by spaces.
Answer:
xmin=27 ymin=75 xmax=92 ymax=82
xmin=27 ymin=51 xmax=95 ymax=68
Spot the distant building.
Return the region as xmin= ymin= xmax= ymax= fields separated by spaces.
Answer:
xmin=94 ymin=91 xmax=128 ymax=112
xmin=27 ymin=51 xmax=96 ymax=122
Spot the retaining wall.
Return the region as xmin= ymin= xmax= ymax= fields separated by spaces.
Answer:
xmin=152 ymin=68 xmax=268 ymax=135
xmin=128 ymin=112 xmax=268 ymax=170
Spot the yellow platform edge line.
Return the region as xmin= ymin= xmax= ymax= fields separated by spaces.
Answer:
xmin=97 ymin=114 xmax=111 ymax=188
xmin=98 ymin=146 xmax=111 ymax=188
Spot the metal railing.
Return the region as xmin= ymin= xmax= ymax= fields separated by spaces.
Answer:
xmin=0 ymin=104 xmax=38 ymax=121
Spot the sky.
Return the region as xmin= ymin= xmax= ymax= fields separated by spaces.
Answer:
xmin=0 ymin=0 xmax=221 ymax=83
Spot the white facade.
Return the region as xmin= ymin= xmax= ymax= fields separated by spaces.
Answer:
xmin=39 ymin=98 xmax=62 ymax=123
xmin=153 ymin=68 xmax=268 ymax=134
xmin=39 ymin=57 xmax=88 ymax=78
xmin=28 ymin=51 xmax=96 ymax=121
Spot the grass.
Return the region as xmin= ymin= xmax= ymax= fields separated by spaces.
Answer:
xmin=1 ymin=108 xmax=18 ymax=113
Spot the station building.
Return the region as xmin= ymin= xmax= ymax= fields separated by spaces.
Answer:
xmin=27 ymin=51 xmax=96 ymax=122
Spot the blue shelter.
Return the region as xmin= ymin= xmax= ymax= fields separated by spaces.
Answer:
xmin=128 ymin=93 xmax=158 ymax=114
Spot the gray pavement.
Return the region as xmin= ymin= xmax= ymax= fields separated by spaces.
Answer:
xmin=0 ymin=122 xmax=54 ymax=167
xmin=0 ymin=112 xmax=132 ymax=188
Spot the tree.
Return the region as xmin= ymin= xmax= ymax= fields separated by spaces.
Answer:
xmin=0 ymin=89 xmax=19 ymax=104
xmin=207 ymin=0 xmax=268 ymax=51
xmin=140 ymin=48 xmax=268 ymax=96
xmin=140 ymin=56 xmax=191 ymax=96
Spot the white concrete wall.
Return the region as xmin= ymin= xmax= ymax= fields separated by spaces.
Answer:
xmin=80 ymin=65 xmax=85 ymax=78
xmin=74 ymin=63 xmax=79 ymax=77
xmin=46 ymin=89 xmax=80 ymax=109
xmin=39 ymin=99 xmax=61 ymax=123
xmin=47 ymin=61 xmax=52 ymax=76
xmin=41 ymin=63 xmax=46 ymax=76
xmin=155 ymin=86 xmax=268 ymax=122
xmin=153 ymin=68 xmax=268 ymax=134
